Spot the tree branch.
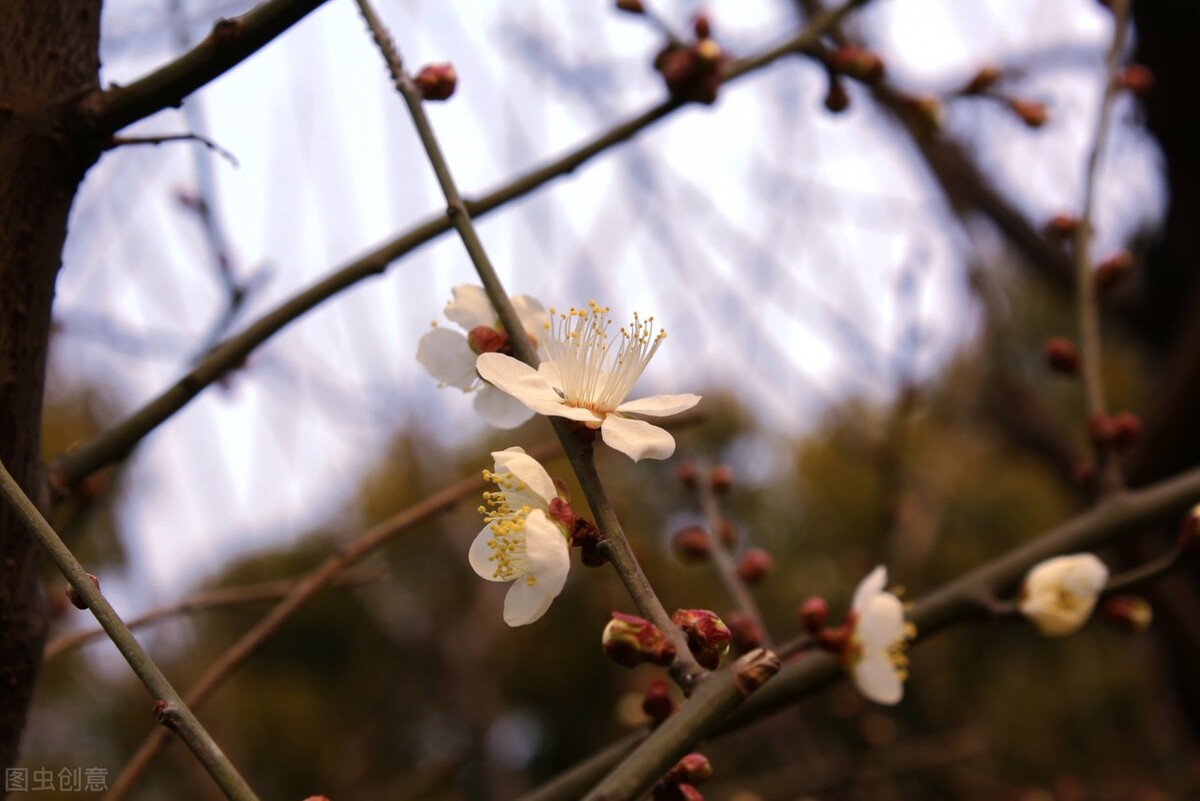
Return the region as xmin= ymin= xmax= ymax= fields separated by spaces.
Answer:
xmin=80 ymin=0 xmax=331 ymax=135
xmin=0 ymin=458 xmax=260 ymax=801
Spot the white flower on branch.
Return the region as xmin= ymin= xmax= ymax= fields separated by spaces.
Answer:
xmin=476 ymin=301 xmax=701 ymax=461
xmin=845 ymin=566 xmax=913 ymax=705
xmin=469 ymin=448 xmax=570 ymax=626
xmin=1018 ymin=553 xmax=1108 ymax=637
xmin=416 ymin=285 xmax=549 ymax=428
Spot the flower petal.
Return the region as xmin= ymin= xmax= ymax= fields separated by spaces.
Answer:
xmin=856 ymin=593 xmax=906 ymax=649
xmin=537 ymin=360 xmax=565 ymax=393
xmin=468 ymin=526 xmax=507 ymax=582
xmin=502 ymin=510 xmax=569 ymax=626
xmin=600 ymin=415 xmax=677 ymax=461
xmin=616 ymin=394 xmax=702 ymax=417
xmin=852 ymin=565 xmax=888 ymax=613
xmin=512 ymin=294 xmax=549 ymax=334
xmin=416 ymin=328 xmax=477 ymax=389
xmin=493 ymin=448 xmax=557 ymax=505
xmin=444 ymin=285 xmax=496 ymax=331
xmin=477 ymin=353 xmax=600 ymax=422
xmin=474 ymin=385 xmax=535 ymax=429
xmin=853 ymin=651 xmax=903 ymax=705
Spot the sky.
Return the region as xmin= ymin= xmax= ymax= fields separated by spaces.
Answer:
xmin=49 ymin=0 xmax=1161 ymax=619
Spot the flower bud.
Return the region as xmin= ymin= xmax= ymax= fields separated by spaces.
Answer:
xmin=1095 ymin=250 xmax=1133 ymax=292
xmin=800 ymin=595 xmax=829 ymax=634
xmin=829 ymin=45 xmax=885 ymax=83
xmin=710 ymin=464 xmax=734 ymax=494
xmin=692 ymin=12 xmax=711 ymax=40
xmin=725 ymin=612 xmax=763 ymax=651
xmin=671 ymin=525 xmax=711 ymax=562
xmin=1009 ymin=98 xmax=1048 ymax=128
xmin=615 ymin=0 xmax=645 ymax=13
xmin=1179 ymin=504 xmax=1200 ymax=553
xmin=667 ymin=753 xmax=714 ymax=786
xmin=672 ymin=609 xmax=731 ymax=669
xmin=963 ymin=64 xmax=1001 ymax=94
xmin=716 ymin=516 xmax=737 ymax=548
xmin=1118 ymin=64 xmax=1154 ymax=96
xmin=1100 ymin=595 xmax=1152 ymax=633
xmin=824 ymin=78 xmax=851 ymax=114
xmin=1043 ymin=336 xmax=1080 ymax=375
xmin=1111 ymin=412 xmax=1143 ymax=449
xmin=603 ymin=612 xmax=677 ymax=668
xmin=1088 ymin=412 xmax=1118 ymax=448
xmin=676 ymin=460 xmax=699 ymax=489
xmin=816 ymin=623 xmax=849 ymax=652
xmin=641 ymin=679 xmax=675 ymax=726
xmin=1045 ymin=213 xmax=1079 ymax=241
xmin=414 ymin=63 xmax=458 ymax=101
xmin=66 ymin=574 xmax=100 ymax=610
xmin=731 ymin=647 xmax=781 ymax=697
xmin=572 ymin=517 xmax=608 ymax=567
xmin=1018 ymin=553 xmax=1108 ymax=637
xmin=736 ymin=547 xmax=772 ymax=584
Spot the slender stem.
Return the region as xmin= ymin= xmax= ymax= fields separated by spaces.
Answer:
xmin=80 ymin=0 xmax=331 ymax=135
xmin=44 ymin=568 xmax=384 ymax=660
xmin=0 ymin=459 xmax=259 ymax=801
xmin=104 ymin=438 xmax=564 ymax=800
xmin=694 ymin=463 xmax=771 ymax=646
xmin=51 ymin=0 xmax=873 ymax=493
xmin=103 ymin=133 xmax=239 ymax=167
xmin=1074 ymin=0 xmax=1131 ymax=494
xmin=354 ymin=0 xmax=707 ymax=689
xmin=1102 ymin=548 xmax=1182 ymax=596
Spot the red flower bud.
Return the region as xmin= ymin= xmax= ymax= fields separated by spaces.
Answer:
xmin=1043 ymin=337 xmax=1080 ymax=376
xmin=667 ymin=753 xmax=714 ymax=786
xmin=800 ymin=595 xmax=829 ymax=634
xmin=66 ymin=574 xmax=100 ymax=610
xmin=467 ymin=325 xmax=508 ymax=355
xmin=829 ymin=45 xmax=885 ymax=84
xmin=736 ymin=547 xmax=772 ymax=584
xmin=671 ymin=525 xmax=711 ymax=562
xmin=716 ymin=516 xmax=737 ymax=548
xmin=414 ymin=63 xmax=458 ymax=101
xmin=1088 ymin=412 xmax=1118 ymax=447
xmin=1009 ymin=98 xmax=1048 ymax=128
xmin=724 ymin=611 xmax=763 ymax=651
xmin=963 ymin=64 xmax=1001 ymax=94
xmin=641 ymin=679 xmax=675 ymax=726
xmin=1118 ymin=64 xmax=1154 ymax=96
xmin=676 ymin=460 xmax=699 ymax=489
xmin=692 ymin=12 xmax=711 ymax=40
xmin=1111 ymin=411 xmax=1143 ymax=449
xmin=1100 ymin=595 xmax=1152 ymax=633
xmin=615 ymin=0 xmax=645 ymax=13
xmin=1095 ymin=250 xmax=1133 ymax=293
xmin=603 ymin=612 xmax=677 ymax=668
xmin=1045 ymin=213 xmax=1079 ymax=241
xmin=672 ymin=609 xmax=731 ymax=669
xmin=824 ymin=78 xmax=851 ymax=114
xmin=571 ymin=517 xmax=608 ymax=567
xmin=710 ymin=464 xmax=734 ymax=494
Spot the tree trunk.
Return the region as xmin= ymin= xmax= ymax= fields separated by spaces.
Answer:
xmin=0 ymin=1 xmax=101 ymax=774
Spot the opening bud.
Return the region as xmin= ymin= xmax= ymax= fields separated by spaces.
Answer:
xmin=1100 ymin=595 xmax=1152 ymax=634
xmin=725 ymin=611 xmax=763 ymax=651
xmin=671 ymin=525 xmax=711 ymax=562
xmin=642 ymin=679 xmax=675 ymax=726
xmin=736 ymin=547 xmax=772 ymax=584
xmin=1043 ymin=336 xmax=1080 ymax=376
xmin=603 ymin=612 xmax=677 ymax=668
xmin=1009 ymin=98 xmax=1048 ymax=128
xmin=414 ymin=63 xmax=458 ymax=101
xmin=66 ymin=574 xmax=100 ymax=610
xmin=667 ymin=753 xmax=714 ymax=786
xmin=1095 ymin=250 xmax=1133 ymax=292
xmin=672 ymin=609 xmax=731 ymax=669
xmin=800 ymin=595 xmax=830 ymax=634
xmin=962 ymin=64 xmax=1001 ymax=95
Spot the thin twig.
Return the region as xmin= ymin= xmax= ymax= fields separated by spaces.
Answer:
xmin=104 ymin=133 xmax=239 ymax=167
xmin=80 ymin=0 xmax=331 ymax=135
xmin=522 ymin=460 xmax=1200 ymax=801
xmin=50 ymin=0 xmax=873 ymax=494
xmin=102 ymin=437 xmax=564 ymax=801
xmin=694 ymin=463 xmax=772 ymax=647
xmin=44 ymin=567 xmax=385 ymax=660
xmin=0 ymin=459 xmax=260 ymax=801
xmin=353 ymin=0 xmax=707 ymax=689
xmin=1074 ymin=0 xmax=1132 ymax=494
xmin=1102 ymin=547 xmax=1183 ymax=596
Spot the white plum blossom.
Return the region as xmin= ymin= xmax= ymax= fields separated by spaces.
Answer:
xmin=469 ymin=447 xmax=570 ymax=626
xmin=1018 ymin=553 xmax=1108 ymax=637
xmin=475 ymin=301 xmax=701 ymax=461
xmin=845 ymin=566 xmax=914 ymax=705
xmin=416 ymin=285 xmax=549 ymax=429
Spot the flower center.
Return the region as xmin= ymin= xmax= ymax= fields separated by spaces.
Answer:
xmin=543 ymin=301 xmax=667 ymax=412
xmin=478 ymin=469 xmax=535 ymax=581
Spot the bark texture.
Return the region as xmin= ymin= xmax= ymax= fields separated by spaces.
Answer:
xmin=0 ymin=1 xmax=101 ymax=774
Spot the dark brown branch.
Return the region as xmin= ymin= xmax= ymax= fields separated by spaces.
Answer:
xmin=80 ymin=0 xmax=331 ymax=135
